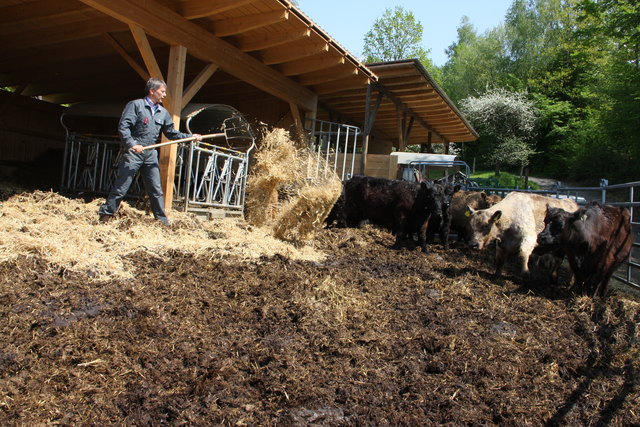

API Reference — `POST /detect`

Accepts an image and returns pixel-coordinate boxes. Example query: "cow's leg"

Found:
[440,217,452,250]
[519,236,537,275]
[420,217,431,253]
[494,245,506,276]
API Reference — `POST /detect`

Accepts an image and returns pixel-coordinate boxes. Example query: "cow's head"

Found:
[416,181,459,218]
[537,205,573,249]
[465,206,503,250]
[443,183,461,210]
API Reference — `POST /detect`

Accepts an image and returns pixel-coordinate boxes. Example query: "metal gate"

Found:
[61,134,144,196]
[306,119,361,180]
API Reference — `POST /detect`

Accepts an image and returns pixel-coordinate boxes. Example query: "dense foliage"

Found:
[362,0,639,184]
[441,0,640,184]
[460,89,537,173]
[362,7,438,76]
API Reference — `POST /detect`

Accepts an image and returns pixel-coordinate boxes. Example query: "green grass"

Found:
[469,170,541,190]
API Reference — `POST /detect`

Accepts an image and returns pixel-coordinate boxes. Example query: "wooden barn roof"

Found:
[0,0,476,144]
[319,59,478,145]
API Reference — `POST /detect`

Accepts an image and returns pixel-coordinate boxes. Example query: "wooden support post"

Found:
[289,101,304,143]
[426,131,433,153]
[159,44,187,210]
[403,116,414,149]
[361,84,372,175]
[396,109,405,151]
[444,141,450,154]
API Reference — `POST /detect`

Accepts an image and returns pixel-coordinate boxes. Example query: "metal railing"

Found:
[173,141,252,216]
[306,119,361,180]
[60,134,143,195]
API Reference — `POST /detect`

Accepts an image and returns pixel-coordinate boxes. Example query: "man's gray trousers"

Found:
[98,149,169,225]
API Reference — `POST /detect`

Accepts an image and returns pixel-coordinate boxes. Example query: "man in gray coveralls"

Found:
[98,78,201,225]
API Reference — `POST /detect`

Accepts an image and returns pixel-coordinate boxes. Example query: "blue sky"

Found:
[297,0,514,66]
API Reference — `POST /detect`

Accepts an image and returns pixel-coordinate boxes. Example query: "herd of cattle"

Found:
[326,174,633,298]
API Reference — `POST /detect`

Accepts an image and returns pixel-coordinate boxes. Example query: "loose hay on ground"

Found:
[0,188,324,280]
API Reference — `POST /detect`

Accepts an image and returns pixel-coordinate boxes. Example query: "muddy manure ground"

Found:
[1,210,640,425]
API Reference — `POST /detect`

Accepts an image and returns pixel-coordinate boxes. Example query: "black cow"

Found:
[537,201,633,297]
[334,175,458,253]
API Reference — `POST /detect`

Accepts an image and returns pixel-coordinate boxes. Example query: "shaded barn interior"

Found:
[0,0,477,202]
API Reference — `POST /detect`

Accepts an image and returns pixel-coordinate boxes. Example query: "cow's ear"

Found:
[465,206,476,217]
[480,192,487,201]
[491,210,502,223]
[453,184,461,194]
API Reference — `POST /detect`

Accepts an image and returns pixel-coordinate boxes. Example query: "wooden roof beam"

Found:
[313,76,371,95]
[78,0,317,111]
[379,76,425,86]
[373,82,447,142]
[261,39,328,65]
[177,0,254,20]
[1,17,127,49]
[129,24,164,81]
[278,53,344,76]
[182,64,218,105]
[296,66,358,86]
[235,28,311,52]
[211,10,289,37]
[103,32,149,80]
[0,0,90,25]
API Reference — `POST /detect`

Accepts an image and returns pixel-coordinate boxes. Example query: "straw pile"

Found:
[0,187,324,281]
[246,128,341,244]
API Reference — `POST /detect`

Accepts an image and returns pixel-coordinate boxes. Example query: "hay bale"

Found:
[246,128,342,244]
[245,128,298,226]
[273,179,342,243]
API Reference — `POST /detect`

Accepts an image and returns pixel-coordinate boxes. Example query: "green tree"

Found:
[441,17,514,104]
[460,88,538,174]
[362,6,435,72]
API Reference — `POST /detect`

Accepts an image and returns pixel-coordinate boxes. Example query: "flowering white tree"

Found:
[460,88,537,174]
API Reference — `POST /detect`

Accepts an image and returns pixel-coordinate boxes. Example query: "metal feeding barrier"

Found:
[174,111,255,217]
[60,103,255,218]
[306,119,361,180]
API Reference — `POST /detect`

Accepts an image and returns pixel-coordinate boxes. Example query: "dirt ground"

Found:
[1,204,639,425]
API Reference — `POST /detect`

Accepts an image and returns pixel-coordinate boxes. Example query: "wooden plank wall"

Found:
[0,91,65,164]
[322,153,397,180]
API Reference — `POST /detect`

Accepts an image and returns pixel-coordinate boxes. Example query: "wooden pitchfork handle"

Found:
[137,132,225,151]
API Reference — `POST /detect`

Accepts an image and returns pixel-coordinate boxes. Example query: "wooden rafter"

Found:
[313,76,371,95]
[278,54,344,76]
[129,24,165,79]
[296,66,358,86]
[102,32,149,81]
[178,0,254,20]
[236,28,311,52]
[3,17,126,50]
[211,10,289,37]
[182,64,218,106]
[374,82,446,142]
[262,40,328,65]
[0,0,88,25]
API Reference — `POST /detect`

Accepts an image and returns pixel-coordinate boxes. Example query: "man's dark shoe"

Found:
[99,214,113,223]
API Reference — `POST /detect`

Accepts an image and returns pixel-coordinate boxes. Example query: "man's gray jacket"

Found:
[118,98,190,149]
